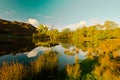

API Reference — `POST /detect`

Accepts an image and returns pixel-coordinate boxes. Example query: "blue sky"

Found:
[0,0,120,29]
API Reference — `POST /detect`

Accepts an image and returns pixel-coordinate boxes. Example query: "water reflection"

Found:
[0,36,35,55]
[0,37,88,69]
[0,42,86,69]
[54,45,86,69]
[27,47,51,57]
[26,45,86,69]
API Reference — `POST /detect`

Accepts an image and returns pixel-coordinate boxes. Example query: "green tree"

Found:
[60,28,72,39]
[48,29,58,42]
[36,24,48,34]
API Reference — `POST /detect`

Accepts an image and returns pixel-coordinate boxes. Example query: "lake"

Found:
[0,37,87,69]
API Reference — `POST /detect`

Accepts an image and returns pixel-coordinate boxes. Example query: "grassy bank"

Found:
[0,50,120,80]
[0,51,58,80]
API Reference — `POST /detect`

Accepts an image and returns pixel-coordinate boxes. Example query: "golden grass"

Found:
[0,62,28,80]
[0,51,58,80]
[66,63,81,80]
[31,51,58,75]
[94,55,120,80]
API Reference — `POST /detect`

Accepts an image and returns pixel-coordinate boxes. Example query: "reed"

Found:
[94,56,120,80]
[31,51,58,78]
[66,63,81,80]
[0,62,29,80]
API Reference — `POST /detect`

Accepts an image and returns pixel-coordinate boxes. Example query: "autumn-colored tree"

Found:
[36,24,48,34]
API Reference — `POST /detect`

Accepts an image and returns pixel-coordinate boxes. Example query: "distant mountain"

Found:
[0,19,36,36]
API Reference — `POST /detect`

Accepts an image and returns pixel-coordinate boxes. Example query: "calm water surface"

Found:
[0,37,87,69]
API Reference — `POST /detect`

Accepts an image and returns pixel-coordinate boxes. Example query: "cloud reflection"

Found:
[27,47,51,58]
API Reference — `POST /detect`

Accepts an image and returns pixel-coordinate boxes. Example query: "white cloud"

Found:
[27,47,51,58]
[64,21,87,30]
[37,14,52,19]
[45,16,52,19]
[28,18,39,27]
[64,24,77,30]
[37,14,42,17]
[89,18,102,25]
[4,11,11,15]
[79,21,87,26]
[4,10,16,15]
[10,10,16,13]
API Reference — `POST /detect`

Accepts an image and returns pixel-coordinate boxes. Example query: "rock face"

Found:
[0,19,36,36]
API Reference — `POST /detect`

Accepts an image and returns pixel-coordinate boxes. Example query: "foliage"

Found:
[58,28,73,44]
[47,29,59,42]
[36,24,48,34]
[73,21,120,40]
[1,20,120,80]
[33,24,49,38]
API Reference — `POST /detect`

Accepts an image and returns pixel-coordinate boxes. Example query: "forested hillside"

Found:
[0,19,36,36]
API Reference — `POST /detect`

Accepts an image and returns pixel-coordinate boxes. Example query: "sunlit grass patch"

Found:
[94,56,120,80]
[31,51,58,79]
[0,62,29,80]
[66,63,81,80]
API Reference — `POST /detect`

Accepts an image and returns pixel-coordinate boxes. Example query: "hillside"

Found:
[0,19,36,36]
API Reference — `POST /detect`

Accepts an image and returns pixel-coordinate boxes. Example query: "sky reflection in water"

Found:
[0,45,87,69]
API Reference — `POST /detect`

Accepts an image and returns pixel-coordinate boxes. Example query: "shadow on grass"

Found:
[80,57,98,78]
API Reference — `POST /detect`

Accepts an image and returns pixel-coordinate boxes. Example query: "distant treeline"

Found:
[33,20,120,42]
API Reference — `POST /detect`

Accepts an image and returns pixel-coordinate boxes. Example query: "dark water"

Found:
[0,37,86,69]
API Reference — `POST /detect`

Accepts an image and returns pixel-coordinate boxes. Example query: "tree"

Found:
[104,21,118,30]
[48,29,58,42]
[36,24,48,34]
[61,28,71,39]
